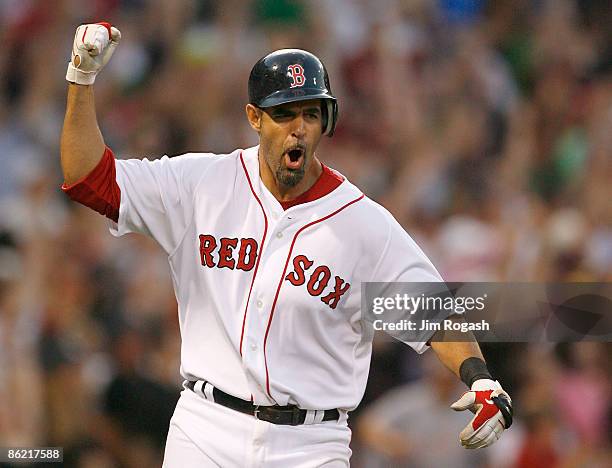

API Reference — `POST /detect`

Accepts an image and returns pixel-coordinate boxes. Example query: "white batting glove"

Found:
[451,379,513,449]
[66,22,121,85]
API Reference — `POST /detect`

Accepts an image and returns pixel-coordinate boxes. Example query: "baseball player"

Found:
[60,23,513,467]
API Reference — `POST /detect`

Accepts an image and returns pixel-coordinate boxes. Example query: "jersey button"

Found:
[250,343,257,351]
[256,300,263,308]
[276,232,283,239]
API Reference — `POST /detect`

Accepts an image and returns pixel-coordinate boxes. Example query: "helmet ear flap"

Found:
[323,99,338,137]
[321,102,329,134]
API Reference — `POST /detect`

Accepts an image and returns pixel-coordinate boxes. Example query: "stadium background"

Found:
[0,0,610,466]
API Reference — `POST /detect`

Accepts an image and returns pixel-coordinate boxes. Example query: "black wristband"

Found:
[459,357,492,388]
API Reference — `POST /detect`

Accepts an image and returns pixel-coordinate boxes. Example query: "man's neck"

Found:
[258,154,323,202]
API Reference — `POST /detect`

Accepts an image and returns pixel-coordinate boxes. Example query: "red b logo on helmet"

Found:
[287,64,306,88]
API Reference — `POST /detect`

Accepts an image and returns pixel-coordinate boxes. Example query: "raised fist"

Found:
[66,22,121,85]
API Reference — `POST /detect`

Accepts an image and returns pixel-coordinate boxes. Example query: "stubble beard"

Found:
[276,165,305,188]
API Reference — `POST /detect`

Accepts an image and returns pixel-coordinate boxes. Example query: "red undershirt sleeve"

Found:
[61,146,121,222]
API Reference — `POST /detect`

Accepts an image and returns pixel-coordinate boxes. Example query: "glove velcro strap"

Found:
[491,394,513,429]
[66,62,97,85]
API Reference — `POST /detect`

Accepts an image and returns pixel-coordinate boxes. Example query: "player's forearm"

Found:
[60,83,106,185]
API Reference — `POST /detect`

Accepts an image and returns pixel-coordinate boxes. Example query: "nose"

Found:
[291,114,306,138]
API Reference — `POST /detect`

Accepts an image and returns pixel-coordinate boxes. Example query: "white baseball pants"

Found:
[162,387,352,467]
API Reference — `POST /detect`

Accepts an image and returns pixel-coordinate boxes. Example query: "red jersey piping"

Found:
[263,193,365,399]
[238,152,269,358]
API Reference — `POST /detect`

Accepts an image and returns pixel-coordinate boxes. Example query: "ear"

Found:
[245,104,262,133]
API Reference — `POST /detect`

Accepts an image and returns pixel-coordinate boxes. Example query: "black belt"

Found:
[185,380,340,426]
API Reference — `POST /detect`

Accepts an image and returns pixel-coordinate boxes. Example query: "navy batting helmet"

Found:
[248,49,338,136]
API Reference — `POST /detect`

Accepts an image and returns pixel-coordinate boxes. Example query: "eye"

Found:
[305,110,320,120]
[271,111,294,121]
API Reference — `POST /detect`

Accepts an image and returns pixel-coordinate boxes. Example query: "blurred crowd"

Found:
[0,0,610,467]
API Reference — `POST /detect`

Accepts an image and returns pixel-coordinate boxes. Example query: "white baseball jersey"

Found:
[110,145,442,410]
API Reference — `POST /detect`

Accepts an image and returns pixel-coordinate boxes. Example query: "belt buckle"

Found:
[253,406,280,424]
[253,406,299,425]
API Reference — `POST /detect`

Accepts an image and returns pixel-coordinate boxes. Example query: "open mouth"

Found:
[284,148,305,170]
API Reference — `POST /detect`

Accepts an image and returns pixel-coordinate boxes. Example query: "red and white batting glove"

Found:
[66,22,121,85]
[451,379,513,449]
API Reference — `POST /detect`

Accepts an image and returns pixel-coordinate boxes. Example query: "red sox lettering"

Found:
[285,254,350,309]
[199,234,258,271]
[198,235,350,310]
